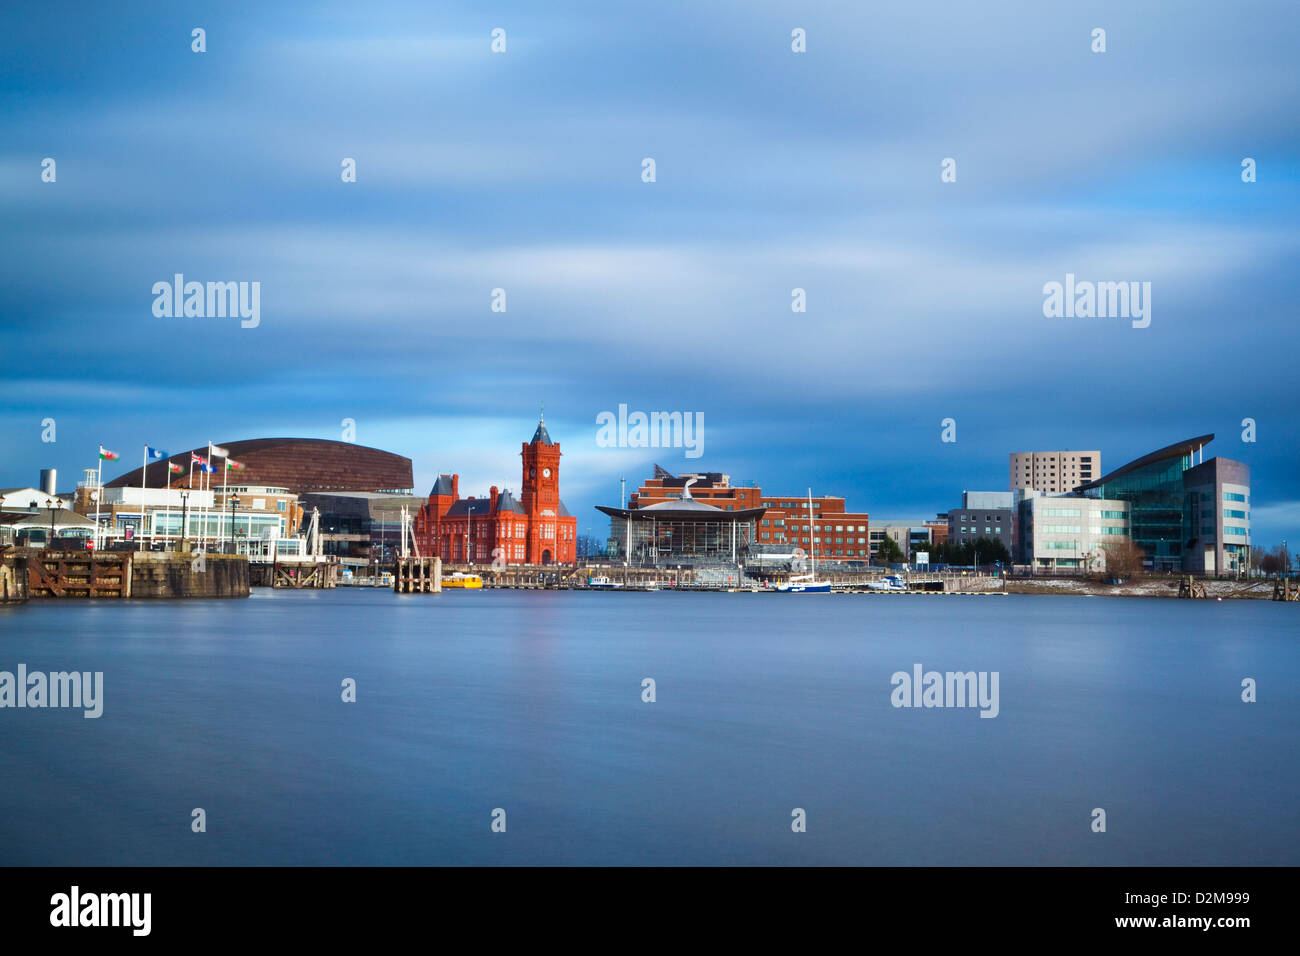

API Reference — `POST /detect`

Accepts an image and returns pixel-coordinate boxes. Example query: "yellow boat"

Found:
[442,572,483,589]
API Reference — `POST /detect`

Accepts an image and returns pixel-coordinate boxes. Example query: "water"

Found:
[1,590,1296,866]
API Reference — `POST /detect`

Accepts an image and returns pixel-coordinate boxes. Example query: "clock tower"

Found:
[522,412,564,563]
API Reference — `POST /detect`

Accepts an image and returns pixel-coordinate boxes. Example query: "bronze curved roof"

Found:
[1076,434,1214,492]
[106,438,413,495]
[596,504,766,522]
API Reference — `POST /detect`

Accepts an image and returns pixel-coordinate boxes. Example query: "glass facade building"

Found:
[1078,434,1250,574]
[1085,453,1189,571]
[597,497,764,567]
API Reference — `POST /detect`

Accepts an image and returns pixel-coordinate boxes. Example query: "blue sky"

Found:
[2,1,1298,545]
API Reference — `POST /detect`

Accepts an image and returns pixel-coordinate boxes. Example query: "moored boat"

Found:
[442,572,483,589]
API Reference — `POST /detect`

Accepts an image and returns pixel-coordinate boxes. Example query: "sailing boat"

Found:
[776,488,832,593]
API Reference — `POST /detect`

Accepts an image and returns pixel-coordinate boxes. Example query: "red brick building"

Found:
[414,417,577,565]
[629,466,871,562]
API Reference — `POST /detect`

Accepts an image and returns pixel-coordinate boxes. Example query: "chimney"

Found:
[490,485,499,511]
[452,474,459,500]
[40,469,57,495]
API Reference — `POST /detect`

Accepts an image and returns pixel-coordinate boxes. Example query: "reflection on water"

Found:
[0,590,1295,865]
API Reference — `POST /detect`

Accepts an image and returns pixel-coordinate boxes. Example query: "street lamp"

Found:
[46,498,59,548]
[228,495,241,552]
[180,491,190,549]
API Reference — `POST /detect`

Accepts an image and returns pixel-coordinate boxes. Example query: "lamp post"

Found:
[180,491,190,550]
[228,494,241,553]
[46,498,59,548]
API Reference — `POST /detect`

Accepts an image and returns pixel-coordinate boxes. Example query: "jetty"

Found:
[7,547,249,599]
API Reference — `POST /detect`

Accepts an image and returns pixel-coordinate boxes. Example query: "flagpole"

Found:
[221,444,229,547]
[140,445,147,551]
[207,441,214,548]
[95,451,102,551]
[187,454,194,546]
[165,458,173,550]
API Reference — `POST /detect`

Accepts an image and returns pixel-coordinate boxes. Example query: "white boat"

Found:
[777,574,832,593]
[867,574,908,592]
[588,575,623,589]
[776,488,832,593]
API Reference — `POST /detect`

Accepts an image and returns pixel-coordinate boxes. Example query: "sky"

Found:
[2,1,1298,546]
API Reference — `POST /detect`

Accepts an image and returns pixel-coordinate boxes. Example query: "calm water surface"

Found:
[1,589,1296,865]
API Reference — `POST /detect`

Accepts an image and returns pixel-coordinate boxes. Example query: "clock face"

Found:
[529,468,535,478]
[542,468,551,478]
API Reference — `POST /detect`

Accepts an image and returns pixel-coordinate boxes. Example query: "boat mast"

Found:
[807,487,816,579]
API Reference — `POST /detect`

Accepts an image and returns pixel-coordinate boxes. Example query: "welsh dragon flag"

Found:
[98,445,119,461]
[226,459,246,471]
[168,462,184,474]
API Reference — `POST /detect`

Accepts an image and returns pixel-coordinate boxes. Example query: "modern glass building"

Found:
[597,495,765,567]
[1077,434,1249,574]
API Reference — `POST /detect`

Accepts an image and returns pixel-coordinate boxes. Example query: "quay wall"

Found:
[130,552,249,598]
[1,550,29,604]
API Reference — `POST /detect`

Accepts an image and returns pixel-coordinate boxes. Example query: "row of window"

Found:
[765,534,870,544]
[785,524,868,532]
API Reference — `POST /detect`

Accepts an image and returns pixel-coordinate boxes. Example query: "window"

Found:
[1100,510,1125,519]
[1224,509,1246,519]
[277,501,287,512]
[1224,492,1246,502]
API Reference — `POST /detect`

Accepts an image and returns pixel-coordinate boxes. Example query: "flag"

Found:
[99,445,119,461]
[169,463,184,474]
[226,460,246,471]
[191,453,205,464]
[211,445,230,457]
[146,446,166,460]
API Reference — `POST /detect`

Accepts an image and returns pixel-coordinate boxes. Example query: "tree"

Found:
[1101,540,1145,582]
[875,535,904,563]
[1260,545,1293,576]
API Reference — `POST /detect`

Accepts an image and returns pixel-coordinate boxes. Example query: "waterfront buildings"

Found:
[1077,434,1249,573]
[1182,457,1252,575]
[626,467,871,562]
[946,491,1016,554]
[107,438,414,496]
[414,416,578,565]
[1016,491,1131,571]
[71,482,300,544]
[1010,450,1101,494]
[91,437,412,549]
[869,521,936,560]
[0,508,96,546]
[598,479,765,566]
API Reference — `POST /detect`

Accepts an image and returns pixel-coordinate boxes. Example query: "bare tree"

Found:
[1101,540,1145,582]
